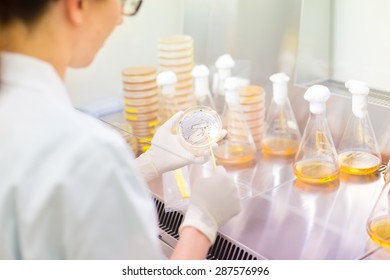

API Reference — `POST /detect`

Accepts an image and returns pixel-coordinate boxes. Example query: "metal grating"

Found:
[153,197,260,260]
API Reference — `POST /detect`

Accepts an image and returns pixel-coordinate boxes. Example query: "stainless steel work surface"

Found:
[149,153,386,260]
[99,113,388,259]
[220,171,383,259]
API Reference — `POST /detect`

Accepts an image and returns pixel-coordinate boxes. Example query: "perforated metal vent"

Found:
[153,197,261,260]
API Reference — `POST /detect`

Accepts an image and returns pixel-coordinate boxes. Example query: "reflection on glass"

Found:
[367,161,390,249]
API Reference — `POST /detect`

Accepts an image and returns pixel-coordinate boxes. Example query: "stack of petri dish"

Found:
[239,85,266,149]
[158,35,196,113]
[122,66,159,154]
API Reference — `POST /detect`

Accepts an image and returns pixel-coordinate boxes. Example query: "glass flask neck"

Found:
[309,109,326,119]
[272,83,288,105]
[160,84,175,97]
[194,78,210,98]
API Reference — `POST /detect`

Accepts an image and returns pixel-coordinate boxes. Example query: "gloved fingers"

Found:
[192,155,207,164]
[218,129,228,141]
[215,165,226,174]
[163,110,184,132]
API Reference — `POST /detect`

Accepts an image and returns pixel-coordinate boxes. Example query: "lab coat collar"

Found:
[0,52,73,107]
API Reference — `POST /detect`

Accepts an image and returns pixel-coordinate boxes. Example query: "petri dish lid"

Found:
[240,94,265,104]
[122,73,156,84]
[240,85,265,97]
[124,110,159,122]
[123,81,157,91]
[175,86,193,97]
[123,95,159,106]
[241,101,265,112]
[122,66,156,77]
[158,35,194,51]
[123,87,158,98]
[159,48,193,59]
[159,56,194,66]
[124,102,159,114]
[159,63,194,74]
[177,106,222,153]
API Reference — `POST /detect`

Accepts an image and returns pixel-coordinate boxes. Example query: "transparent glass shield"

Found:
[366,161,390,249]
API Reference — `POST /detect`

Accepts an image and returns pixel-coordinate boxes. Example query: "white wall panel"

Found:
[65,0,182,107]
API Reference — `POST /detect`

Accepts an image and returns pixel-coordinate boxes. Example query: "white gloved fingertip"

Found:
[215,165,226,173]
[219,129,228,140]
[170,110,184,124]
[180,204,218,244]
[193,155,208,164]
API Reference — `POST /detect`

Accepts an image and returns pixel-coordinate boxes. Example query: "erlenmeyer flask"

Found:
[213,54,235,115]
[293,85,339,184]
[156,71,178,125]
[338,80,381,175]
[215,77,257,166]
[366,161,390,248]
[261,73,301,156]
[192,65,216,109]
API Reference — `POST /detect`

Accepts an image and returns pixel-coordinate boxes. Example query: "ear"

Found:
[64,0,85,25]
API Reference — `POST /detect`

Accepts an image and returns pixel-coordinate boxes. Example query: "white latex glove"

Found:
[136,111,226,182]
[179,166,241,244]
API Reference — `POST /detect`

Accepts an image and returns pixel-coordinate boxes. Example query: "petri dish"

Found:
[123,95,159,106]
[129,118,160,128]
[122,66,155,77]
[123,81,157,91]
[124,102,159,114]
[159,48,193,59]
[159,56,194,66]
[239,85,265,97]
[158,35,194,51]
[177,106,222,156]
[122,73,156,84]
[243,109,266,121]
[175,71,192,81]
[240,94,265,104]
[132,130,155,138]
[241,101,265,112]
[176,78,193,89]
[175,86,193,97]
[159,64,194,74]
[123,88,158,100]
[124,110,159,122]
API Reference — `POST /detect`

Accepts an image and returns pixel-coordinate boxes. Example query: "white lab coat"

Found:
[0,52,163,259]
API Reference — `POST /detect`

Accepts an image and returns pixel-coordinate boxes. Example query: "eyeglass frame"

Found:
[122,0,143,16]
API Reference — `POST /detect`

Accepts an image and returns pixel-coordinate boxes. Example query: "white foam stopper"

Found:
[304,85,331,114]
[192,65,210,98]
[345,80,369,118]
[157,71,177,96]
[270,72,290,105]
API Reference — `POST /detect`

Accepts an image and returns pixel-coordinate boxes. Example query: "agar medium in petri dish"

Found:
[177,106,222,156]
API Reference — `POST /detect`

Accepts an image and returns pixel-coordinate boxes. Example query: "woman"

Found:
[0,0,240,259]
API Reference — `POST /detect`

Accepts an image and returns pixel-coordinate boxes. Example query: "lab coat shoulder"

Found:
[54,111,163,259]
[15,109,162,259]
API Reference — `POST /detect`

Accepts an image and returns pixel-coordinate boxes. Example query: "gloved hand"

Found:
[136,111,226,182]
[179,166,241,244]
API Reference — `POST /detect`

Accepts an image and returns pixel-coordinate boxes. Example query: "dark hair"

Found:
[0,0,56,26]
